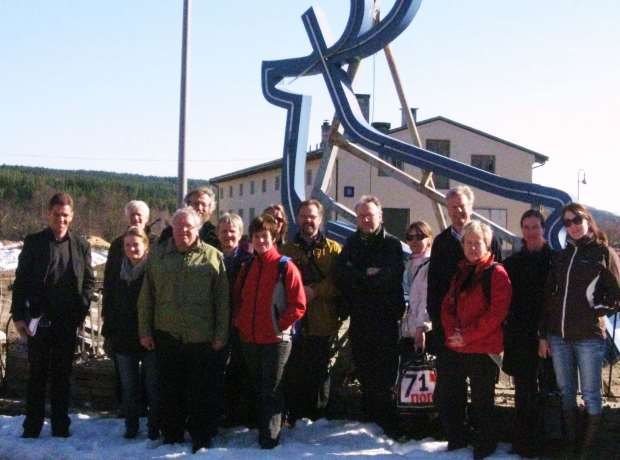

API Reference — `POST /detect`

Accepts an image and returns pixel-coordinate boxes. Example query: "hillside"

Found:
[0,164,209,242]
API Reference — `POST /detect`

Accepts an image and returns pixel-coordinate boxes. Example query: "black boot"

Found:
[124,419,139,439]
[563,408,577,446]
[578,414,601,459]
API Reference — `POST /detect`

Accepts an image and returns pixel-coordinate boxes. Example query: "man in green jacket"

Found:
[138,207,229,453]
[281,199,344,425]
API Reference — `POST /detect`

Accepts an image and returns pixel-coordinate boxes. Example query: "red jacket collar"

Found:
[458,252,495,275]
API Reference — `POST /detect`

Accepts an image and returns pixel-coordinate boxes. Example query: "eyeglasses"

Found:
[563,215,584,228]
[405,233,427,242]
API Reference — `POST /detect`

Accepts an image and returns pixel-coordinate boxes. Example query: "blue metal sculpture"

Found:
[262,0,571,249]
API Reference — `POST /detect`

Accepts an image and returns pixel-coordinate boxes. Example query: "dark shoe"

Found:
[124,425,139,439]
[511,443,539,458]
[192,438,212,454]
[447,439,468,451]
[52,427,71,438]
[147,427,160,441]
[21,429,40,439]
[259,437,279,449]
[473,442,497,460]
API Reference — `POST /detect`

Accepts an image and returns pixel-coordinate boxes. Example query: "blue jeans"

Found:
[116,351,160,431]
[547,335,606,415]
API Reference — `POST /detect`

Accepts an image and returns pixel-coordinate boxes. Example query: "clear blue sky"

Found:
[1,1,618,213]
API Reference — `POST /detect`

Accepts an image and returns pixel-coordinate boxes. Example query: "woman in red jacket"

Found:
[234,213,306,449]
[441,221,512,459]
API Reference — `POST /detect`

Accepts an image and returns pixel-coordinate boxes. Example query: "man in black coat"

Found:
[12,192,95,438]
[335,195,405,438]
[426,185,502,450]
[159,187,219,248]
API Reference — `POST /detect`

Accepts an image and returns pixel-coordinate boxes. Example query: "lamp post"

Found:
[177,0,191,208]
[577,169,587,202]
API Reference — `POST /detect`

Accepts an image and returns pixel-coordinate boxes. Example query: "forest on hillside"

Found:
[0,165,210,242]
[1,164,619,247]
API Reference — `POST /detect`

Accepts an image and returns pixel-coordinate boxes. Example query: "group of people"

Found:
[10,185,620,459]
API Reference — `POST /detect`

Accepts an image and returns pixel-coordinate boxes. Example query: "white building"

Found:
[210,114,548,239]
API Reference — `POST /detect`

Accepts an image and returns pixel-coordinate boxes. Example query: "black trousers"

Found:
[240,340,291,446]
[439,349,498,448]
[24,322,77,434]
[223,329,255,427]
[285,335,334,423]
[350,323,399,432]
[154,331,226,444]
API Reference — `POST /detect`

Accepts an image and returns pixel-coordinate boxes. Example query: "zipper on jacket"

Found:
[561,245,578,338]
[251,259,263,342]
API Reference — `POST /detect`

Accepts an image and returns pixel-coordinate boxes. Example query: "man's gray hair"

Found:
[217,212,244,235]
[354,195,382,213]
[462,220,493,249]
[446,185,474,205]
[172,207,202,229]
[124,200,150,220]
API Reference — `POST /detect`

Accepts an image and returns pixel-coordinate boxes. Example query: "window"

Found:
[425,139,450,189]
[475,208,507,229]
[229,185,233,198]
[274,175,280,191]
[249,207,256,220]
[262,178,267,193]
[378,153,404,176]
[218,187,223,200]
[306,169,313,186]
[239,183,244,196]
[250,180,255,195]
[238,209,244,218]
[471,155,496,174]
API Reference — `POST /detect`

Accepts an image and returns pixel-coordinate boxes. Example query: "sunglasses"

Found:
[405,233,427,242]
[563,215,585,228]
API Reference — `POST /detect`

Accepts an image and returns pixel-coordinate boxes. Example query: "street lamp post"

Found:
[177,0,191,208]
[577,169,587,202]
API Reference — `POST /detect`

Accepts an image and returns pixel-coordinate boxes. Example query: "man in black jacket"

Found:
[12,192,95,438]
[335,195,404,438]
[426,185,502,450]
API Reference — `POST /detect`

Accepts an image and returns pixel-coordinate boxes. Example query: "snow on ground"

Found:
[0,414,519,460]
[0,244,108,272]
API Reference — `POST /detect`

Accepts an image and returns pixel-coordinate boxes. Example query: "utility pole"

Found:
[177,0,191,208]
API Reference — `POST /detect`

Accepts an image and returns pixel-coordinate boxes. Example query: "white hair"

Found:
[217,212,244,235]
[172,207,201,229]
[462,220,493,249]
[124,200,150,220]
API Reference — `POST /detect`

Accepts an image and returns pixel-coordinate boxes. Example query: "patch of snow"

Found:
[0,414,520,459]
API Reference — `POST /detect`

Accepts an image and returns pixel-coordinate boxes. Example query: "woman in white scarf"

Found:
[401,221,433,352]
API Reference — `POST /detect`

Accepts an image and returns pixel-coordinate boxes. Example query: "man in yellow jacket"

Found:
[281,199,344,425]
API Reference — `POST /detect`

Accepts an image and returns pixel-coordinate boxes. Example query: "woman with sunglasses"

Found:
[263,204,289,249]
[401,221,433,353]
[539,203,620,455]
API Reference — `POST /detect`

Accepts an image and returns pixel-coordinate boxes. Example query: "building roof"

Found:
[395,116,549,164]
[210,150,322,183]
[210,116,548,184]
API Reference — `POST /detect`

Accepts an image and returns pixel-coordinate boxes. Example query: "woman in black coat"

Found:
[102,226,160,440]
[503,209,553,458]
